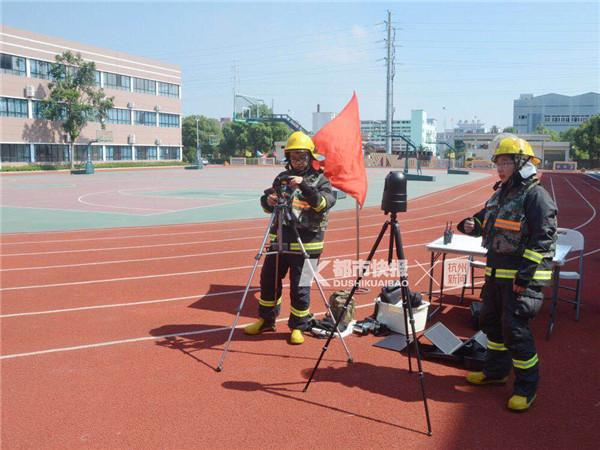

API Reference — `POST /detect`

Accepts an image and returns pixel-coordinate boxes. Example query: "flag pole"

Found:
[355,199,369,294]
[356,200,360,263]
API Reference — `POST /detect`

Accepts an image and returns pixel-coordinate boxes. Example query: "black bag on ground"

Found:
[379,285,423,307]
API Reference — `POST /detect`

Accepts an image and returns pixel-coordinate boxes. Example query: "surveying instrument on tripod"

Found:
[216,132,352,371]
[303,171,432,436]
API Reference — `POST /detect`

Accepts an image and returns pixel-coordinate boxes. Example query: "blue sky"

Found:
[2,1,598,131]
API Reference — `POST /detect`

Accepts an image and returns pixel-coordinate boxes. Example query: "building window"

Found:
[571,115,590,123]
[32,101,44,119]
[134,77,156,94]
[95,70,101,86]
[159,113,180,128]
[1,144,30,162]
[1,54,26,76]
[104,72,131,91]
[134,110,156,126]
[518,114,527,120]
[158,82,179,97]
[160,146,179,160]
[106,145,133,161]
[107,108,131,125]
[0,97,28,118]
[32,101,68,120]
[34,144,69,163]
[74,144,103,162]
[30,59,54,80]
[136,146,158,160]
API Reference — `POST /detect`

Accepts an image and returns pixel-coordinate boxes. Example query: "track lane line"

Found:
[1,195,488,257]
[0,237,454,291]
[0,255,469,317]
[1,176,492,244]
[0,283,477,360]
[564,176,597,230]
[0,222,464,271]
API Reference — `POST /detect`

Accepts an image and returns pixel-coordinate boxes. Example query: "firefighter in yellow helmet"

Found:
[244,131,335,345]
[457,134,557,411]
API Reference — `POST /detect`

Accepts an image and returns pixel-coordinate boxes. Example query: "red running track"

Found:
[1,173,599,449]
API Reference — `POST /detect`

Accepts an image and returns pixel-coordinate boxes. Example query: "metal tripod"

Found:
[303,211,432,436]
[216,196,353,372]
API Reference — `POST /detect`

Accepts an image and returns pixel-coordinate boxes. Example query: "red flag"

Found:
[313,92,368,207]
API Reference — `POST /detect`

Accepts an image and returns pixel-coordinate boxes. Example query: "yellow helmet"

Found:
[284,131,325,161]
[491,134,541,166]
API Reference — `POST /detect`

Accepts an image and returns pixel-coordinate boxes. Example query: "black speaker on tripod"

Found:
[304,171,432,436]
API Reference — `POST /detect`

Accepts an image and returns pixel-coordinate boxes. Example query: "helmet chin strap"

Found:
[290,164,310,176]
[285,160,311,175]
[518,159,537,179]
[506,156,535,187]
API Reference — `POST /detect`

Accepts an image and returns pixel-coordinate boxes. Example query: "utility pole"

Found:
[385,10,395,155]
[232,63,238,120]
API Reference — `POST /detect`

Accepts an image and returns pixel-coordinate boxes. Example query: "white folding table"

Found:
[425,234,571,330]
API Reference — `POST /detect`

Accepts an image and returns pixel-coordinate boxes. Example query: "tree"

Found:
[218,119,291,158]
[559,127,577,143]
[249,104,272,118]
[534,124,560,141]
[454,139,466,153]
[247,122,272,156]
[572,115,600,165]
[182,115,222,162]
[219,121,249,157]
[269,122,291,144]
[502,126,518,133]
[42,51,113,169]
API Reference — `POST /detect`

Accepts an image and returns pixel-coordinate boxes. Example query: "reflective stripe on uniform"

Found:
[494,218,521,231]
[292,199,311,209]
[523,249,543,264]
[485,266,552,281]
[289,241,324,251]
[312,196,327,212]
[513,354,539,369]
[290,306,311,317]
[533,270,552,280]
[259,297,282,308]
[474,217,482,227]
[269,233,277,241]
[487,340,508,351]
[496,268,517,278]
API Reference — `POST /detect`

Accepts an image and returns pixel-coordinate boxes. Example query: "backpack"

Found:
[310,290,356,337]
[328,290,356,330]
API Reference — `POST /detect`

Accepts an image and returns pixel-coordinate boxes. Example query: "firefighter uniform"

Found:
[244,131,335,344]
[258,166,336,331]
[458,134,557,410]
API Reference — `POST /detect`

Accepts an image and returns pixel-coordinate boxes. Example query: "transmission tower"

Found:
[384,10,397,155]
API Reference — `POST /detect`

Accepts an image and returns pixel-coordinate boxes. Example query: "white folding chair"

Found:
[459,256,486,304]
[556,227,585,321]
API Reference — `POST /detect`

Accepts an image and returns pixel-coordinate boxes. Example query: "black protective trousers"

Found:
[479,277,544,399]
[258,252,317,331]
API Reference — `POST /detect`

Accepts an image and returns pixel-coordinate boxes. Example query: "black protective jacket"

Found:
[458,174,557,288]
[261,166,336,255]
